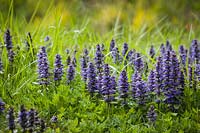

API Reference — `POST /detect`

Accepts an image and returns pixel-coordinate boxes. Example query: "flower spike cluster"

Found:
[37,46,50,85]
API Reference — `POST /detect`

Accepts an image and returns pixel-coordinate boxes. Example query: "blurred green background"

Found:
[0,0,200,34]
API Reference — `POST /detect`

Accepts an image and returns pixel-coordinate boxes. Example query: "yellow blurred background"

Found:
[0,0,200,33]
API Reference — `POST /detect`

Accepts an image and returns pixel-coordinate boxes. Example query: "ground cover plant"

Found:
[0,1,200,133]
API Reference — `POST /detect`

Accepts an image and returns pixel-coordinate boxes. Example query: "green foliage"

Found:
[0,1,200,133]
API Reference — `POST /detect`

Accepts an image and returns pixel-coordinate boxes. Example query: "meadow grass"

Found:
[0,2,200,132]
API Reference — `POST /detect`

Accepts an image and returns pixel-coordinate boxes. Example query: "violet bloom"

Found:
[111,76,117,92]
[34,111,40,126]
[148,70,156,93]
[101,44,105,51]
[134,53,144,72]
[149,45,155,59]
[170,51,181,88]
[87,62,98,95]
[4,29,15,63]
[166,40,172,51]
[7,107,15,131]
[101,64,116,103]
[135,74,148,105]
[118,70,129,104]
[110,39,115,52]
[8,49,15,63]
[147,105,157,123]
[4,29,13,51]
[94,44,104,74]
[65,49,70,54]
[37,46,50,85]
[160,43,165,56]
[18,105,28,132]
[0,100,5,113]
[190,40,199,63]
[163,51,183,109]
[97,75,103,93]
[126,49,135,62]
[162,50,171,92]
[51,116,58,123]
[155,56,163,96]
[131,71,140,99]
[67,63,75,83]
[179,45,188,75]
[179,45,187,66]
[179,70,185,90]
[80,56,88,82]
[83,48,89,61]
[122,43,129,57]
[27,109,35,132]
[54,54,63,83]
[196,64,200,81]
[112,47,123,64]
[80,49,89,82]
[188,64,194,89]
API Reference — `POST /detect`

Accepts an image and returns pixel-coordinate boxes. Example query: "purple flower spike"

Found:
[134,53,144,72]
[160,44,165,56]
[196,64,200,81]
[149,45,155,59]
[170,51,181,88]
[101,64,116,103]
[7,107,15,131]
[87,62,98,95]
[54,54,63,83]
[110,39,115,52]
[179,45,187,66]
[4,29,15,63]
[67,64,75,83]
[118,70,129,104]
[27,109,35,132]
[122,43,129,57]
[4,29,13,51]
[80,56,88,82]
[80,49,89,82]
[162,50,183,109]
[111,47,123,64]
[166,40,172,51]
[8,49,15,63]
[189,40,199,64]
[18,105,28,132]
[155,56,164,96]
[94,44,104,74]
[83,48,89,57]
[162,50,171,91]
[126,49,135,61]
[97,74,103,93]
[179,70,185,89]
[37,46,50,85]
[0,100,5,113]
[147,105,157,123]
[51,116,58,123]
[135,74,148,105]
[148,70,156,92]
[131,71,140,99]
